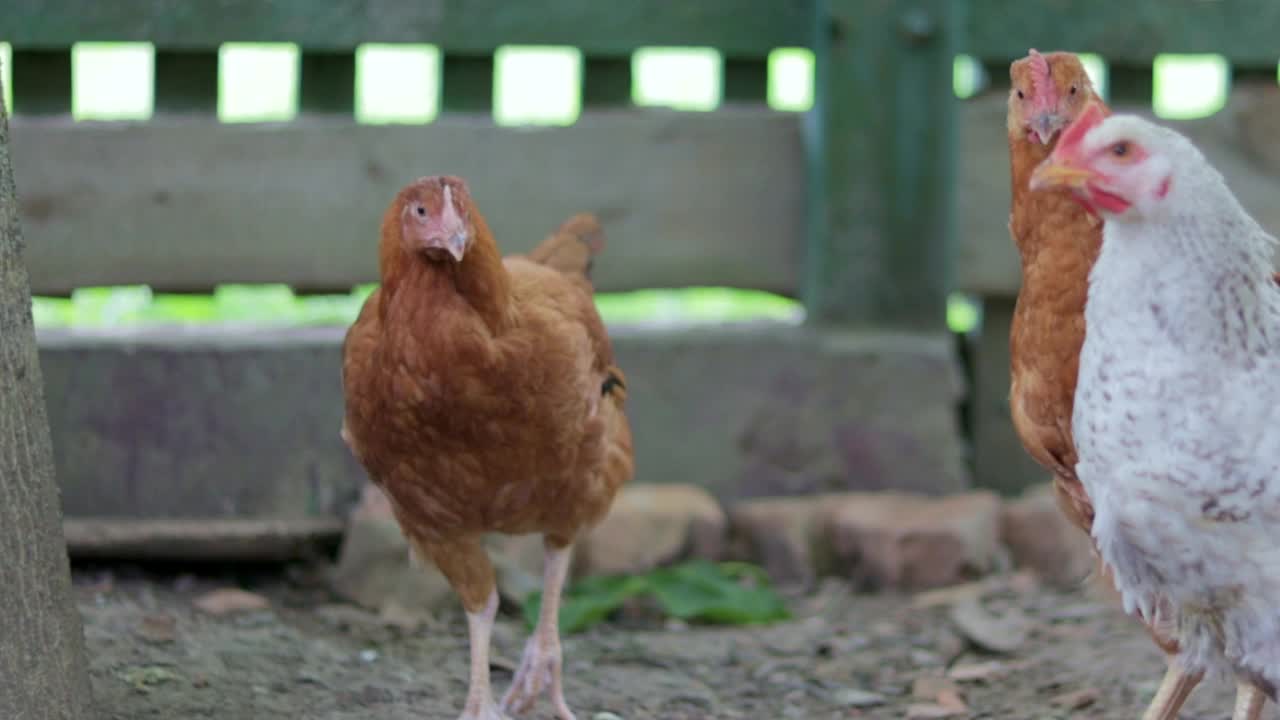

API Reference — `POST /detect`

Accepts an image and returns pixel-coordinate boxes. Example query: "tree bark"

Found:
[0,75,95,718]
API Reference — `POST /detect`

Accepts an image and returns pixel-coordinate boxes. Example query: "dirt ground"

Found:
[75,563,1257,720]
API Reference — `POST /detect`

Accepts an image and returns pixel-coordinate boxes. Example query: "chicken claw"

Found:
[501,545,575,720]
[1233,681,1267,720]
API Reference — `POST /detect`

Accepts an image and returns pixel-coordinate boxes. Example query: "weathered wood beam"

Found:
[1,0,813,55]
[39,323,967,520]
[10,111,804,295]
[962,0,1280,65]
[806,0,958,330]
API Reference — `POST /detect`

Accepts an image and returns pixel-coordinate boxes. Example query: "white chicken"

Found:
[1030,102,1280,720]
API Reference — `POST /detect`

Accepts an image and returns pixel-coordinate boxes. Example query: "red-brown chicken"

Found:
[341,177,633,720]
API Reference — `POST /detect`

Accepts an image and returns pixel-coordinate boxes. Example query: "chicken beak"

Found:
[1029,157,1095,192]
[427,232,468,262]
[1029,112,1063,145]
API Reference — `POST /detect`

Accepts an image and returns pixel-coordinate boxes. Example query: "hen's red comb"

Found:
[1027,48,1055,112]
[1056,100,1106,157]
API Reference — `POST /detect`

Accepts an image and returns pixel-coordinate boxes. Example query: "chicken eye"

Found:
[1111,142,1130,157]
[415,205,427,217]
[1016,89,1025,99]
[1070,85,1078,95]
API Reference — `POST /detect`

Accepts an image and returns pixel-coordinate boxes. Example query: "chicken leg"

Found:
[457,589,507,720]
[501,542,575,720]
[1141,661,1202,720]
[1232,681,1267,720]
[415,537,509,720]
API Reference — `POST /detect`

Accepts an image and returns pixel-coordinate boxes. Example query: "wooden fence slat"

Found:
[12,50,71,116]
[722,57,769,105]
[1,1,813,55]
[11,111,803,295]
[806,0,958,330]
[582,57,632,108]
[299,52,356,115]
[1106,64,1153,105]
[441,54,493,113]
[962,0,1280,65]
[154,50,218,114]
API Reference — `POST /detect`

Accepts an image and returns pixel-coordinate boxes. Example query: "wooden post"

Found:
[805,0,959,330]
[0,72,95,719]
[582,57,633,108]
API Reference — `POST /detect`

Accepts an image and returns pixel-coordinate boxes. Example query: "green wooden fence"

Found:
[1,0,1278,548]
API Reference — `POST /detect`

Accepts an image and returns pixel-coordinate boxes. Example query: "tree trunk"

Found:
[0,77,95,718]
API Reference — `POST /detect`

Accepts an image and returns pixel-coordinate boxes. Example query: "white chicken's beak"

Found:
[1029,157,1095,192]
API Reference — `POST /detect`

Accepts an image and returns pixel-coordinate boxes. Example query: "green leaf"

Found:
[523,573,648,634]
[522,560,789,635]
[646,560,790,626]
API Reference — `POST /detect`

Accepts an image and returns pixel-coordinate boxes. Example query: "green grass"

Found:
[0,43,1252,334]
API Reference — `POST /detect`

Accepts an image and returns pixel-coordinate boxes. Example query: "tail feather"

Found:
[526,212,606,281]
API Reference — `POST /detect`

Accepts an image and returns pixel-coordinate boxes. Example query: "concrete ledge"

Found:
[38,321,967,524]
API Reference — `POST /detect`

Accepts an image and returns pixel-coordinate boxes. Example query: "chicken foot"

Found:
[1141,661,1202,720]
[1232,681,1267,720]
[501,542,575,720]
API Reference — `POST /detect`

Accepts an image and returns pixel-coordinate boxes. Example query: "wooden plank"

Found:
[1,1,812,55]
[582,57,633,108]
[963,0,1280,65]
[10,110,803,294]
[153,50,218,113]
[441,55,493,113]
[958,85,1280,296]
[722,57,769,105]
[807,0,958,330]
[38,323,967,520]
[1107,64,1154,105]
[11,50,71,116]
[299,52,356,115]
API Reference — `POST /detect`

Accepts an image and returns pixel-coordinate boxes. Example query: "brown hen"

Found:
[341,177,633,720]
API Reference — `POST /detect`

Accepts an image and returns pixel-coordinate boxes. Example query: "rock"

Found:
[192,588,269,616]
[825,491,1003,591]
[906,703,964,719]
[911,674,960,701]
[999,482,1096,587]
[135,613,177,644]
[948,599,1029,654]
[832,688,885,708]
[947,660,1009,682]
[329,483,455,621]
[1050,687,1100,710]
[575,484,726,576]
[727,495,833,586]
